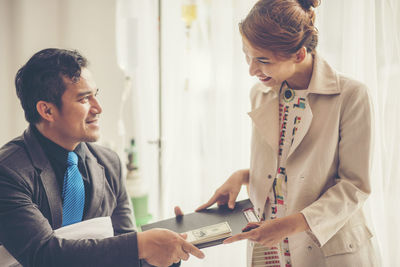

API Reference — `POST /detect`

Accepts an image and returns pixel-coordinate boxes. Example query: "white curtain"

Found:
[317,1,400,266]
[123,0,399,266]
[115,0,162,219]
[160,0,256,265]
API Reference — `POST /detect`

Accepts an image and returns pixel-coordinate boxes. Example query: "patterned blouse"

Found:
[251,82,309,267]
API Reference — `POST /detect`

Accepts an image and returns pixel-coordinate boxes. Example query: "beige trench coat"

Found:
[246,54,377,267]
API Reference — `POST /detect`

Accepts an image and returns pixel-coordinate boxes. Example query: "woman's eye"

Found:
[258,60,270,64]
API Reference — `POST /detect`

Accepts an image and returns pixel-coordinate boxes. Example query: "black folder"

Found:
[140,199,256,249]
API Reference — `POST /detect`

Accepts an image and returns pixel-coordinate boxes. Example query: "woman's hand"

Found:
[174,206,184,217]
[196,169,249,211]
[223,213,310,247]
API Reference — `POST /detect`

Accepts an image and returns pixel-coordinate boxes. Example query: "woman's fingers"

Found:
[174,206,184,217]
[195,193,219,211]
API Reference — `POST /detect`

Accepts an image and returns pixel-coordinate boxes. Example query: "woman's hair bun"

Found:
[297,0,321,10]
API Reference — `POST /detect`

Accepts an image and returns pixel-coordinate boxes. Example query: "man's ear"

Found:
[294,47,307,63]
[36,101,56,122]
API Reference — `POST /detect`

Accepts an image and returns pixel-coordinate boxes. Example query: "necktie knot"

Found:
[67,151,78,166]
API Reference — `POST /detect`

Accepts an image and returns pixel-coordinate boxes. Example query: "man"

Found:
[0,48,204,267]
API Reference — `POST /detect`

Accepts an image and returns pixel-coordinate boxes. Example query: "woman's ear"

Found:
[36,101,56,122]
[294,47,307,63]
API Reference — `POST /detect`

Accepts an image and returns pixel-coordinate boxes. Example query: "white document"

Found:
[0,216,114,267]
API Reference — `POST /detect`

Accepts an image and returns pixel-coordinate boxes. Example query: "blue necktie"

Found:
[62,151,85,226]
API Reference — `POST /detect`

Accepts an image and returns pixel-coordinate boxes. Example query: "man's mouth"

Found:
[86,119,98,124]
[86,114,100,124]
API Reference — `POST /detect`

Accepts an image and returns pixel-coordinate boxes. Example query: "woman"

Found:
[196,0,377,266]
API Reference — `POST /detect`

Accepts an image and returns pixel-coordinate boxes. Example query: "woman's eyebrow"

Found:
[256,57,270,60]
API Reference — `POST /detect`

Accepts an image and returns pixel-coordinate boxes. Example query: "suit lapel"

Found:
[40,167,63,228]
[83,144,106,219]
[23,127,63,228]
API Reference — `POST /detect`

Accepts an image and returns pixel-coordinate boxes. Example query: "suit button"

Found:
[307,246,312,251]
[267,174,272,179]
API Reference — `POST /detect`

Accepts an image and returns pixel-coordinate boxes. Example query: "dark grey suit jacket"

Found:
[0,126,140,267]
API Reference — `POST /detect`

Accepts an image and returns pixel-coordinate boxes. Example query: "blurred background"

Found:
[0,0,399,266]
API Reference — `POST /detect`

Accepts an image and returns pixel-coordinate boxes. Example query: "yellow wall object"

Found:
[182,3,197,28]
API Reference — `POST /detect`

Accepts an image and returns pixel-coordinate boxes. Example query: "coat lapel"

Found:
[248,90,280,157]
[287,54,340,158]
[83,144,106,219]
[23,126,63,228]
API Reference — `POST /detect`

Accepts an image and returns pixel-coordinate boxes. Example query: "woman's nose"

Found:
[248,60,258,76]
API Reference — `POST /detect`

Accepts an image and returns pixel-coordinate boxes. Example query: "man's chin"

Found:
[83,133,100,143]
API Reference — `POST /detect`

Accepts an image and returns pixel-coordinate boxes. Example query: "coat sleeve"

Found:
[0,164,140,267]
[300,82,372,247]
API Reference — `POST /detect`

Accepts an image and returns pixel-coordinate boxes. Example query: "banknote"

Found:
[184,221,232,245]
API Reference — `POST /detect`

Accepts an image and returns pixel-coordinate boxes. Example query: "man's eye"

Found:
[80,96,90,102]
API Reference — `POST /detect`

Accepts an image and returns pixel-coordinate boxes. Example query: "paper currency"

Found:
[184,222,232,245]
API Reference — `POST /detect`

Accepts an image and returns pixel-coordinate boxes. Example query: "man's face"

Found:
[51,68,102,149]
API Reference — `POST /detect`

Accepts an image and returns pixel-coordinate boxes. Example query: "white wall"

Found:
[0,0,127,152]
[0,0,161,224]
[0,0,24,144]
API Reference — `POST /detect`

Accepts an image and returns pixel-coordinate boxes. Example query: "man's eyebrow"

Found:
[76,89,97,98]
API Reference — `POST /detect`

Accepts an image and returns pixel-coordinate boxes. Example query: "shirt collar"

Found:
[307,52,341,95]
[32,125,86,166]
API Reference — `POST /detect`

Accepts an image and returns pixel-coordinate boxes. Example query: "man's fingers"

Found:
[195,194,218,211]
[174,206,184,217]
[180,233,188,239]
[223,232,250,244]
[181,253,190,261]
[178,248,190,261]
[182,242,205,259]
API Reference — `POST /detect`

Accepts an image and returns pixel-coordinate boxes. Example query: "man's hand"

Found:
[137,228,205,267]
[196,169,249,211]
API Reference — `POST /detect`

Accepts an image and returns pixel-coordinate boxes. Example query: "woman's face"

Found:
[242,37,297,88]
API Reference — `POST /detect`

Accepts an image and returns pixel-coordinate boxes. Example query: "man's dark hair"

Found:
[15,48,88,124]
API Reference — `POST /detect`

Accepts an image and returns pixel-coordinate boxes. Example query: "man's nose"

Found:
[90,97,102,114]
